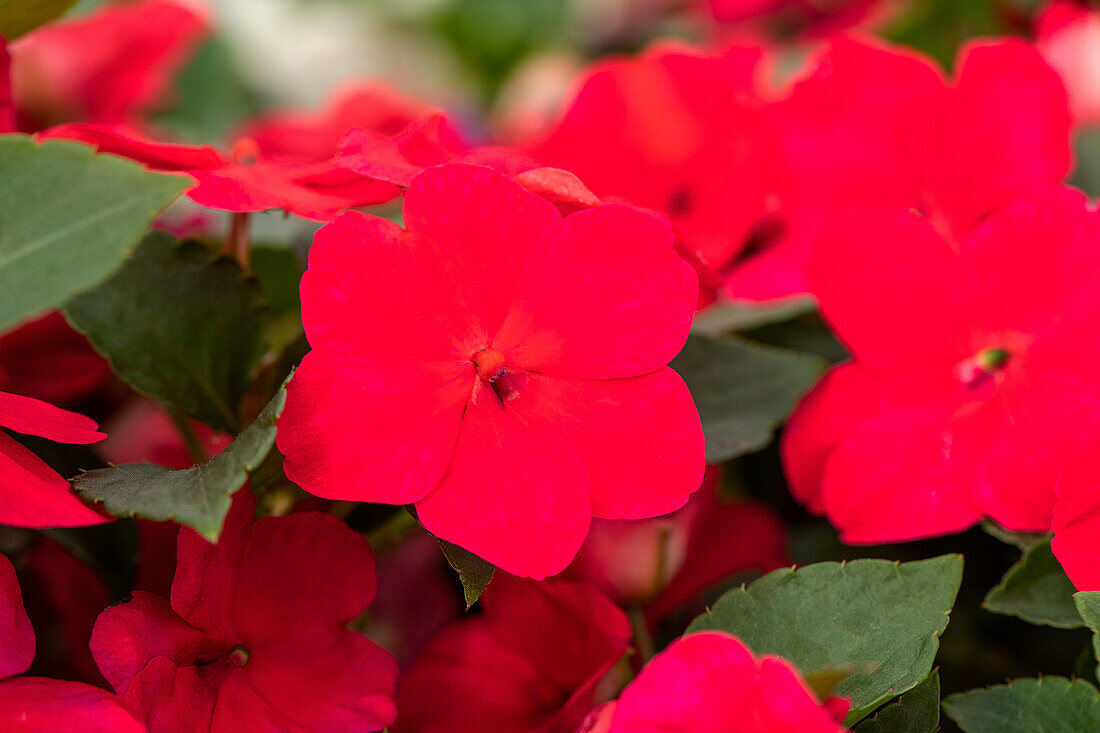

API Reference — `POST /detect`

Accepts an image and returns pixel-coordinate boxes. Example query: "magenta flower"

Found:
[578,631,847,732]
[90,491,399,732]
[277,163,703,578]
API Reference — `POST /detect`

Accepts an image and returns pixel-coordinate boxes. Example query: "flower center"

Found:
[955,347,1010,389]
[228,644,250,667]
[472,348,507,383]
[231,137,260,166]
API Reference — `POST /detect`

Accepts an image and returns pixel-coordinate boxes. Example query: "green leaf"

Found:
[1074,592,1100,679]
[855,671,940,733]
[438,539,494,609]
[670,335,824,462]
[942,677,1100,733]
[983,538,1082,629]
[981,519,1048,551]
[691,297,816,335]
[686,555,963,725]
[0,136,186,332]
[72,383,289,542]
[64,232,271,433]
[0,0,77,39]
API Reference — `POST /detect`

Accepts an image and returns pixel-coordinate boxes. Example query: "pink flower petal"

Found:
[0,390,103,443]
[1052,437,1100,590]
[300,210,487,360]
[0,676,144,732]
[402,164,562,340]
[0,554,34,681]
[495,205,697,380]
[90,592,217,695]
[920,39,1072,232]
[0,431,108,528]
[808,206,971,369]
[508,370,703,519]
[415,393,591,579]
[278,348,470,505]
[819,369,988,543]
[605,632,843,732]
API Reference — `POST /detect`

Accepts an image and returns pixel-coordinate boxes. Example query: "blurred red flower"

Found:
[774,35,1072,290]
[277,163,703,578]
[578,631,847,732]
[564,466,787,624]
[0,313,111,406]
[783,185,1100,542]
[39,81,433,220]
[394,575,631,733]
[10,0,208,129]
[529,43,781,303]
[0,554,143,731]
[90,490,398,732]
[1037,0,1100,127]
[18,537,111,686]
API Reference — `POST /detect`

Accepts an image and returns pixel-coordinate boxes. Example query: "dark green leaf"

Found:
[686,555,963,725]
[670,335,824,462]
[1074,592,1100,679]
[0,136,186,332]
[943,677,1100,733]
[855,671,940,733]
[983,538,1082,629]
[691,297,816,335]
[0,0,76,39]
[250,246,302,315]
[72,383,288,542]
[982,519,1048,551]
[65,232,271,433]
[438,539,494,609]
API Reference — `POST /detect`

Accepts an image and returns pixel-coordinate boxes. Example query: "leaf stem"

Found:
[166,407,209,466]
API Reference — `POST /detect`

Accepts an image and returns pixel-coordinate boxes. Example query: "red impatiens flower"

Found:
[39,121,395,221]
[0,553,144,731]
[237,82,428,165]
[578,631,848,732]
[334,110,604,215]
[39,81,432,220]
[564,466,787,624]
[90,490,399,732]
[10,0,208,129]
[528,43,781,302]
[277,163,703,578]
[1051,437,1100,590]
[774,35,1072,284]
[1037,0,1100,127]
[18,537,111,685]
[0,389,107,528]
[394,574,631,733]
[783,185,1100,543]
